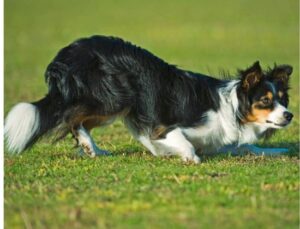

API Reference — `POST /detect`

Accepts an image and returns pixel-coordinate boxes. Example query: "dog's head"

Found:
[237,61,293,129]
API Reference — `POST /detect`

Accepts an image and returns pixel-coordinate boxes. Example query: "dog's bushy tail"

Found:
[4,95,63,154]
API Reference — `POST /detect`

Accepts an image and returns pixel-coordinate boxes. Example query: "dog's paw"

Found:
[192,155,201,164]
[182,154,201,164]
[78,148,111,157]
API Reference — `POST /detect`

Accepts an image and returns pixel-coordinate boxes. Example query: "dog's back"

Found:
[45,35,217,135]
[4,36,189,152]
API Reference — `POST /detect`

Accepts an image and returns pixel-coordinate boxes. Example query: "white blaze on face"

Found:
[266,102,289,128]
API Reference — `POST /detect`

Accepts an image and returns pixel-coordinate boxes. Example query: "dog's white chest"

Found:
[182,124,231,151]
[181,111,242,152]
[182,112,262,152]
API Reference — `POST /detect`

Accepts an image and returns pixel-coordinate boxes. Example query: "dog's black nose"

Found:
[283,111,293,121]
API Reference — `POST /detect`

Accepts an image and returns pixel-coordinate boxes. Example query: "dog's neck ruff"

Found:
[182,80,268,151]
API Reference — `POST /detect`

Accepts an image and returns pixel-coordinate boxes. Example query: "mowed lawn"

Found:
[4,0,299,228]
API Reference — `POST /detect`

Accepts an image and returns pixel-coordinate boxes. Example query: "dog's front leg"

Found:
[153,128,201,163]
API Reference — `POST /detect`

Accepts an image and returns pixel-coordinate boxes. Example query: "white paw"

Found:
[193,155,201,164]
[182,154,201,164]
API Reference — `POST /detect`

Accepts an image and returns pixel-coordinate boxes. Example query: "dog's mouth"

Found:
[266,120,289,127]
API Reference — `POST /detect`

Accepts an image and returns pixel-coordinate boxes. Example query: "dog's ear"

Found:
[269,64,292,88]
[240,61,263,91]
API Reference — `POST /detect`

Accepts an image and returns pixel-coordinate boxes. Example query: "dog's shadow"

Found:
[54,138,299,161]
[198,141,299,161]
[95,141,299,163]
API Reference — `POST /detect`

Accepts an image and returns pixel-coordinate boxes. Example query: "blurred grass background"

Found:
[4,0,299,228]
[5,0,299,109]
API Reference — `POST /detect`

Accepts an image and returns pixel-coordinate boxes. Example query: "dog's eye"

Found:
[261,97,271,105]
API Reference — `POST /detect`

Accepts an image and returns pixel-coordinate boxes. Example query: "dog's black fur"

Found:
[38,36,223,142]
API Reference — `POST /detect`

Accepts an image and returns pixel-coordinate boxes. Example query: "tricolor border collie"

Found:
[4,35,293,163]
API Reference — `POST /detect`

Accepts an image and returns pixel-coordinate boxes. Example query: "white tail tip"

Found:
[4,103,40,153]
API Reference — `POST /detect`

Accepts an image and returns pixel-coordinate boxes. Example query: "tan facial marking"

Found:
[254,91,273,107]
[278,91,284,98]
[266,91,273,100]
[244,103,272,123]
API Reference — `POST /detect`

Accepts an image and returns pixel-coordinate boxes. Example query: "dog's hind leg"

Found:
[73,125,110,157]
[64,106,117,157]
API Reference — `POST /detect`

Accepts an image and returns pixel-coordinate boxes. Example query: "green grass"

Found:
[4,0,299,228]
